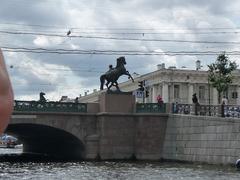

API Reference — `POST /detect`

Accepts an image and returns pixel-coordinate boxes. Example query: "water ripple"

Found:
[1,161,239,180]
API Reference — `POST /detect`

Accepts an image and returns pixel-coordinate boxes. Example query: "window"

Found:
[199,86,205,100]
[232,92,238,99]
[174,85,180,99]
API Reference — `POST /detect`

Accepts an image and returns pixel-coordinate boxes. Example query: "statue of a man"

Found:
[39,92,46,102]
[105,64,114,75]
[108,64,113,71]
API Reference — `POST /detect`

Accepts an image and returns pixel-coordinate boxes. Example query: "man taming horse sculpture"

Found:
[0,48,14,134]
[100,56,134,91]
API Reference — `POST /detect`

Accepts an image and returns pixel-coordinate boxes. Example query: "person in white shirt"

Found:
[222,96,228,105]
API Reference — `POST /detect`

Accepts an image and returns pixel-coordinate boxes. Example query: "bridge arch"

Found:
[6,123,85,160]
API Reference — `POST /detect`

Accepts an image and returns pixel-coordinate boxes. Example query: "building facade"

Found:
[79,66,240,105]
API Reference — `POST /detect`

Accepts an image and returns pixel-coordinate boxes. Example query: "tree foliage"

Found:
[208,53,238,103]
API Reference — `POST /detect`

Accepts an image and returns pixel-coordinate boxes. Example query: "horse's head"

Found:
[40,92,45,96]
[117,56,126,65]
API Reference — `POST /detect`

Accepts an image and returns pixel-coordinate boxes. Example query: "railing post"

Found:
[165,103,172,114]
[221,104,225,117]
[217,104,223,117]
[191,104,196,115]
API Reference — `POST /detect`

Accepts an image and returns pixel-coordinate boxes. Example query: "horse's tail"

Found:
[100,74,105,90]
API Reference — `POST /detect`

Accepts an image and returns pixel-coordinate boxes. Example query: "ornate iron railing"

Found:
[136,103,166,113]
[14,100,87,113]
[172,103,223,117]
[199,105,219,116]
[224,105,240,118]
[172,103,219,116]
[172,103,192,115]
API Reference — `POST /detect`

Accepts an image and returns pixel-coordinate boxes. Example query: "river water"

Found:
[0,148,240,180]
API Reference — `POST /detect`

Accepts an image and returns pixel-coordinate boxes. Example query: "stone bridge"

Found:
[8,112,97,160]
[6,92,168,160]
[6,92,240,165]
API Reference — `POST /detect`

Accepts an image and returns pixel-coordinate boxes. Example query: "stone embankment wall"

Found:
[162,114,240,165]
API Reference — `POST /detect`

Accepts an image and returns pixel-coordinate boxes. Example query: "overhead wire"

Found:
[1,23,240,56]
[3,10,240,97]
[2,27,240,35]
[1,30,240,44]
[2,46,240,56]
[1,21,240,31]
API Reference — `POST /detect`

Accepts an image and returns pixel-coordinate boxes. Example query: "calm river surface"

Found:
[0,148,240,180]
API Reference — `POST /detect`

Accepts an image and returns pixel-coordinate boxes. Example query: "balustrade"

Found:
[136,103,166,113]
[13,100,240,118]
[14,100,87,113]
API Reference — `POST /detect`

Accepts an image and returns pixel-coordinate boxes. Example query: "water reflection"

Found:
[0,148,240,180]
[0,160,239,180]
[0,147,22,154]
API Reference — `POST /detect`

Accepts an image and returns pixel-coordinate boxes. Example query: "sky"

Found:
[1,0,240,101]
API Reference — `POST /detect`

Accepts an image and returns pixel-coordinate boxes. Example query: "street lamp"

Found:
[208,77,211,116]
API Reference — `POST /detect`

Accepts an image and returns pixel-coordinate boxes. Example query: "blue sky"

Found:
[1,0,240,100]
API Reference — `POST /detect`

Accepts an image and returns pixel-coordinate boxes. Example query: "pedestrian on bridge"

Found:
[192,93,199,115]
[0,49,14,134]
[157,95,164,108]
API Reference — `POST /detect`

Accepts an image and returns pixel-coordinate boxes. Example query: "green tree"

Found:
[208,53,238,104]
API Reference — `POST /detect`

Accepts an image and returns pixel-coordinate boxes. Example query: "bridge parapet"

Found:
[14,100,87,113]
[136,103,167,113]
[171,103,240,118]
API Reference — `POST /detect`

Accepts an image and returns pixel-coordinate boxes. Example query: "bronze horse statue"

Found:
[100,57,134,90]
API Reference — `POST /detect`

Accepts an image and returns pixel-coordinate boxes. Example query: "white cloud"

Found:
[33,36,50,47]
[1,0,240,99]
[33,36,65,47]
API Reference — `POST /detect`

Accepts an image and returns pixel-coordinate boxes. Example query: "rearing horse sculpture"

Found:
[100,57,134,90]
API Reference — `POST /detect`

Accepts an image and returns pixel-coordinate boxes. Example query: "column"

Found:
[162,82,169,103]
[237,86,240,105]
[188,84,194,104]
[212,88,218,105]
[152,85,158,103]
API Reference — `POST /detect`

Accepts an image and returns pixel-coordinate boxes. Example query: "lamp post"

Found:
[208,77,211,116]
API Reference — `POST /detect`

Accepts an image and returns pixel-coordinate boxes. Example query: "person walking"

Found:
[192,93,199,115]
[157,95,163,106]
